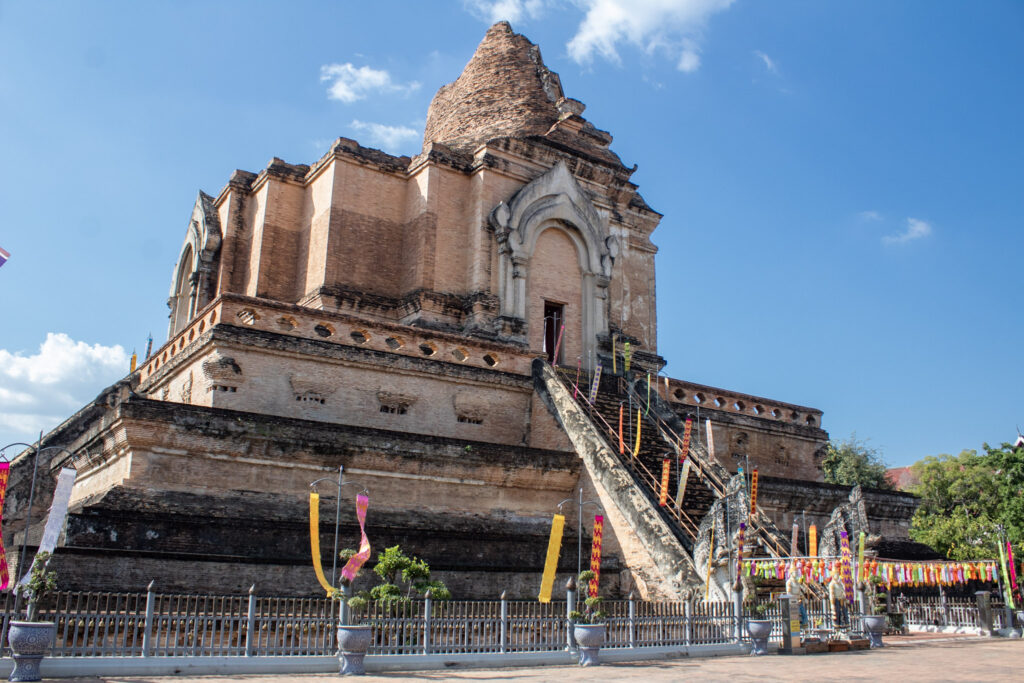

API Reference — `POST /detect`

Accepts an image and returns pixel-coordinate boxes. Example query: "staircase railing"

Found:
[550,367,704,545]
[618,375,830,600]
[619,376,794,559]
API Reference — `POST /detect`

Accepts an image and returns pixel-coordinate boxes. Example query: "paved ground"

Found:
[49,637,1022,682]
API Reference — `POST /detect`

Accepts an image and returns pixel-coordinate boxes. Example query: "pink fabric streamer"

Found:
[1008,541,1019,592]
[341,494,371,582]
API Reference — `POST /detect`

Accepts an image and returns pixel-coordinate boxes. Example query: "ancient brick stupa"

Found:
[5,22,921,599]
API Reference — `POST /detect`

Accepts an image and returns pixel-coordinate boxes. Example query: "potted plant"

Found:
[8,551,58,682]
[569,570,606,666]
[336,589,372,676]
[745,601,773,656]
[860,604,886,649]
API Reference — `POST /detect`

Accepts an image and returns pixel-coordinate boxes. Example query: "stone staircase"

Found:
[555,367,717,551]
[536,359,828,601]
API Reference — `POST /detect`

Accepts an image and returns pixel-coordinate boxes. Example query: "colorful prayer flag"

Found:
[539,514,565,603]
[679,418,692,462]
[0,462,10,589]
[588,360,603,405]
[749,468,759,516]
[0,246,9,268]
[589,515,604,597]
[340,494,371,582]
[659,458,671,506]
[839,531,855,604]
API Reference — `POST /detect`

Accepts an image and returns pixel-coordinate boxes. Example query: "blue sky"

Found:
[1,1,1021,467]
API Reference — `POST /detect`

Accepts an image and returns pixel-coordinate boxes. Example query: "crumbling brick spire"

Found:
[423,21,566,153]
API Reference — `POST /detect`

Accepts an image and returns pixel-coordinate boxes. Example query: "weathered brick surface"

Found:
[2,22,882,602]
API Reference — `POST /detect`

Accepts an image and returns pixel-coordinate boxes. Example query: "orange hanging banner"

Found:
[749,468,759,516]
[589,515,604,597]
[809,524,818,557]
[679,417,693,463]
[659,458,671,506]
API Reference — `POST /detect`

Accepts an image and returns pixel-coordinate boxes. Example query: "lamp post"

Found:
[309,465,368,590]
[557,488,605,581]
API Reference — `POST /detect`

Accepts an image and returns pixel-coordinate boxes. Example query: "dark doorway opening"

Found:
[543,301,564,364]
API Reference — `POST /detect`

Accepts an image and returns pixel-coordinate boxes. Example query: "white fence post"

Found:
[628,592,636,648]
[141,581,155,657]
[733,590,743,642]
[499,591,508,653]
[566,577,577,651]
[423,590,432,655]
[244,585,256,657]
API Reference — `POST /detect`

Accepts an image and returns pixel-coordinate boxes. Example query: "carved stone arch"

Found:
[490,161,612,366]
[167,191,222,337]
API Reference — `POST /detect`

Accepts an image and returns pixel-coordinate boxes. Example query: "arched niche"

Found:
[489,161,617,367]
[167,191,222,337]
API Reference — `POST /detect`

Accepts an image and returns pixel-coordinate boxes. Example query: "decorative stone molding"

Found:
[289,375,336,405]
[201,352,243,393]
[377,391,416,414]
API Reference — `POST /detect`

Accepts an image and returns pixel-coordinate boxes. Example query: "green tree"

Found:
[908,442,1024,563]
[821,435,892,489]
[367,545,451,608]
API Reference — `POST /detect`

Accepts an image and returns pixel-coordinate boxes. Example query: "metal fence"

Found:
[0,588,1004,659]
[902,596,1010,630]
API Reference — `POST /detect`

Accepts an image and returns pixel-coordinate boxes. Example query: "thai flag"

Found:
[0,246,8,268]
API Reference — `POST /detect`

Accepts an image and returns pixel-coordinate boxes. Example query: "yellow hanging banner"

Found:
[633,410,642,457]
[538,514,565,603]
[809,524,818,557]
[309,492,336,595]
[611,335,617,375]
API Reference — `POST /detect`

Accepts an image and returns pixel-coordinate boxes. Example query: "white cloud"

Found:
[859,210,882,222]
[754,50,777,73]
[350,120,420,152]
[882,217,932,245]
[566,0,736,72]
[0,333,128,445]
[319,63,420,103]
[465,0,546,23]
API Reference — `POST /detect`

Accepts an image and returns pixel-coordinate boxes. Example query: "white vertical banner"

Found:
[705,419,715,460]
[18,467,76,587]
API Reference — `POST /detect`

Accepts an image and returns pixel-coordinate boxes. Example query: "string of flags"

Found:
[740,557,1002,587]
[0,246,9,268]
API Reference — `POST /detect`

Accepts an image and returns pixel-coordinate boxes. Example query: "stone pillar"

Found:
[779,594,793,654]
[975,591,992,636]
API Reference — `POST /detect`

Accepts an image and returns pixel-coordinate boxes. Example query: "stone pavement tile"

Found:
[45,639,1024,683]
